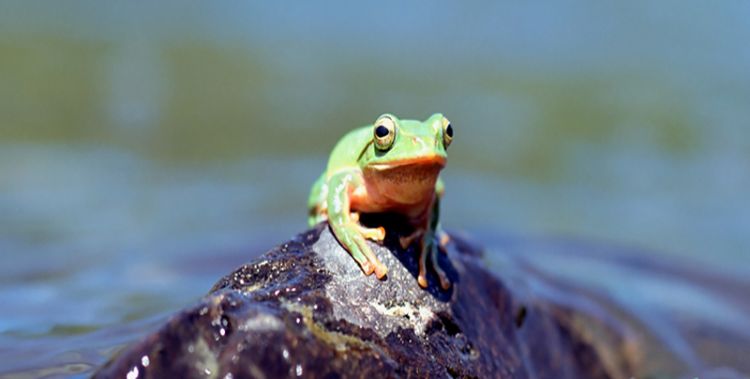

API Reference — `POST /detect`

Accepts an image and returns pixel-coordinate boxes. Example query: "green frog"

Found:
[308,113,453,289]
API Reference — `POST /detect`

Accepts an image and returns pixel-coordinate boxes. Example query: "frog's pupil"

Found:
[446,124,453,138]
[375,125,389,138]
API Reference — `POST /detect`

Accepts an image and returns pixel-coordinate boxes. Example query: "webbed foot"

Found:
[329,215,388,279]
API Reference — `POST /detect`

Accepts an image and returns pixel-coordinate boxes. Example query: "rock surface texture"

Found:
[94,223,635,378]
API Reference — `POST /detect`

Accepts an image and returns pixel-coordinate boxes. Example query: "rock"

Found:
[94,222,636,379]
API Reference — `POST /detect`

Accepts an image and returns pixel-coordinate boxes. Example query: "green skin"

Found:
[308,113,453,289]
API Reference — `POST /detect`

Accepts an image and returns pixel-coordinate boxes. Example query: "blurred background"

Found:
[1,1,749,377]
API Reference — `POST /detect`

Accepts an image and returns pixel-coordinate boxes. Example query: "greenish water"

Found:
[1,2,749,377]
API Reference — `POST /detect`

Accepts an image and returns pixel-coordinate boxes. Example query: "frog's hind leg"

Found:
[417,198,451,289]
[307,174,329,226]
[308,205,328,226]
[431,240,451,289]
[417,238,430,288]
[415,235,450,290]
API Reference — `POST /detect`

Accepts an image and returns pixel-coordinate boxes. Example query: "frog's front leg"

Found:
[327,172,388,278]
[417,197,451,290]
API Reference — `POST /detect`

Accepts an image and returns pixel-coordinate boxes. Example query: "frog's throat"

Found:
[362,161,444,205]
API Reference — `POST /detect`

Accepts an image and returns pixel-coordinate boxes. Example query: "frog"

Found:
[308,113,454,289]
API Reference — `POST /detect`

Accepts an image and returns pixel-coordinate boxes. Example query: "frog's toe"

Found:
[348,243,374,276]
[373,261,388,279]
[359,260,374,276]
[438,276,451,290]
[417,274,429,288]
[438,231,451,252]
[352,233,388,279]
[332,223,375,276]
[358,225,386,242]
[437,271,451,290]
[400,229,424,249]
[399,236,412,250]
[417,244,429,288]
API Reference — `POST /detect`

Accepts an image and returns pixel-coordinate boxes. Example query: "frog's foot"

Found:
[417,236,451,290]
[359,225,386,242]
[352,233,388,279]
[330,219,388,279]
[350,213,386,242]
[399,228,424,250]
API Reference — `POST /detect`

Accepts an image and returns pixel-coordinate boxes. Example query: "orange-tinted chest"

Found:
[349,163,442,221]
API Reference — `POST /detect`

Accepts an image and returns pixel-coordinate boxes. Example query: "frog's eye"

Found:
[373,115,397,151]
[441,117,453,148]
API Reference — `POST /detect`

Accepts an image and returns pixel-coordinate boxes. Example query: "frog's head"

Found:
[359,113,453,204]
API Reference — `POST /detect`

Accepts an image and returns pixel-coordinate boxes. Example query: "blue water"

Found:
[1,2,749,377]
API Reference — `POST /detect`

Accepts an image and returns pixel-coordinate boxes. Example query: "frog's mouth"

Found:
[366,155,446,171]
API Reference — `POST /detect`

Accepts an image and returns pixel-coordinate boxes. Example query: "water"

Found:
[1,2,749,377]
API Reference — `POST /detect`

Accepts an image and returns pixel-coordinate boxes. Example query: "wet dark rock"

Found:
[94,223,636,379]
